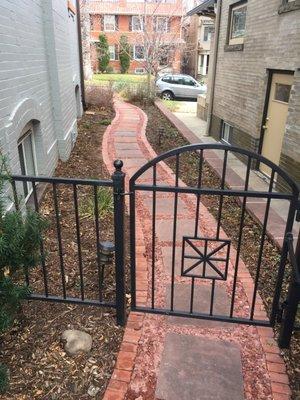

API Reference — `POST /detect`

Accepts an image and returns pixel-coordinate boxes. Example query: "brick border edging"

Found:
[154,99,289,250]
[101,100,148,400]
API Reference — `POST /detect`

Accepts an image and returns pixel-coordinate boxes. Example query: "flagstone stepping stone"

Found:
[165,283,231,327]
[156,333,244,400]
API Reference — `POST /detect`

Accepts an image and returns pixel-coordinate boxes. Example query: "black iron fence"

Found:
[4,144,300,347]
[278,232,300,347]
[9,160,126,325]
[129,143,300,347]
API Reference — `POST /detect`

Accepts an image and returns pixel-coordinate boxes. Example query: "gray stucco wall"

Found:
[0,0,83,178]
[210,0,300,182]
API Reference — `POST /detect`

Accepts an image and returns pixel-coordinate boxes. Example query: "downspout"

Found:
[205,0,222,136]
[76,0,87,111]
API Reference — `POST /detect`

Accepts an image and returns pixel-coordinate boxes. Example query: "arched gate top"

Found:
[129,143,299,196]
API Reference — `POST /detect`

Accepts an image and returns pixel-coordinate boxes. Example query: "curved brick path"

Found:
[102,99,291,400]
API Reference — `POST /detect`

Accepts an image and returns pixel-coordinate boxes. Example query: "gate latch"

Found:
[277,300,288,323]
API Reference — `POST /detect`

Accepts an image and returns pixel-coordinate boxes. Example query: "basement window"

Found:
[221,122,232,144]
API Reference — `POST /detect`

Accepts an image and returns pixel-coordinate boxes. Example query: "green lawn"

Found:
[88,73,149,84]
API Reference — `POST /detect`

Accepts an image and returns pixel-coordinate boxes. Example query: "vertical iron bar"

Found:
[194,149,203,237]
[202,239,208,278]
[151,165,157,309]
[230,157,251,317]
[112,160,126,326]
[210,279,216,315]
[250,170,274,320]
[170,154,179,311]
[216,150,228,239]
[73,184,85,300]
[94,185,102,301]
[278,232,300,348]
[190,277,195,313]
[271,197,299,325]
[52,183,67,299]
[11,179,20,211]
[32,181,48,297]
[129,182,136,309]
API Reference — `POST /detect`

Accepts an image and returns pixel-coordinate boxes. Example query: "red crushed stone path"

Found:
[101,99,291,400]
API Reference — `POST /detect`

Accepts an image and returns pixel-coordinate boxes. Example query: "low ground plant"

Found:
[79,187,114,220]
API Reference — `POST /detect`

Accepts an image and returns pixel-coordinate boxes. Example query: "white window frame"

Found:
[133,45,145,61]
[132,16,143,32]
[221,122,232,144]
[156,16,168,33]
[109,45,116,60]
[104,15,116,32]
[18,126,38,201]
[203,26,213,42]
[229,2,247,45]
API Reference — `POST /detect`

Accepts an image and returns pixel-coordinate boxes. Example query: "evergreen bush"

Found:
[119,35,130,74]
[0,154,48,392]
[97,34,110,73]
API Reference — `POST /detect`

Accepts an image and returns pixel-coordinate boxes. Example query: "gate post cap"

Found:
[114,159,123,171]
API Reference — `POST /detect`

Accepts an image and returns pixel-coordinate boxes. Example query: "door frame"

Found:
[256,69,294,171]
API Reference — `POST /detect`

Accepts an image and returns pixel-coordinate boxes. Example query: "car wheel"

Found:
[162,91,174,101]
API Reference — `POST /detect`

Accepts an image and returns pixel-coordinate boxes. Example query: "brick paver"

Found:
[102,99,291,400]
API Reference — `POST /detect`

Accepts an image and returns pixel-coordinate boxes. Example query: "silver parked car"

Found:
[156,74,207,100]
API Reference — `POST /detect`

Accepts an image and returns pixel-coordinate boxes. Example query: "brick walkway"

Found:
[102,99,291,400]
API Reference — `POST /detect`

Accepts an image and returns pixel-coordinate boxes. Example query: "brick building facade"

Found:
[0,0,83,192]
[189,0,300,189]
[83,0,184,74]
[183,14,214,81]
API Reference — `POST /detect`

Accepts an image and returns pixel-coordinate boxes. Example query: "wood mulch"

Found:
[0,102,130,399]
[139,101,300,400]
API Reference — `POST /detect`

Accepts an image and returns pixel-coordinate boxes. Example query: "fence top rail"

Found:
[132,183,295,200]
[7,174,114,187]
[129,143,300,196]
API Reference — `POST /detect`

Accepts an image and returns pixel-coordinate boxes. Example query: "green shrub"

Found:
[0,154,48,393]
[79,187,114,219]
[97,34,110,73]
[119,35,130,74]
[0,364,9,394]
[122,82,156,103]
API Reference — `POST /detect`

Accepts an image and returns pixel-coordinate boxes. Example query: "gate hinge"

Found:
[114,191,133,196]
[277,300,288,323]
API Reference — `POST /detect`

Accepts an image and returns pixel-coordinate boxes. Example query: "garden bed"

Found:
[138,101,300,399]
[0,100,130,399]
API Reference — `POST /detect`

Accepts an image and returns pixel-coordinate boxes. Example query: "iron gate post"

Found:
[278,232,300,348]
[112,160,126,326]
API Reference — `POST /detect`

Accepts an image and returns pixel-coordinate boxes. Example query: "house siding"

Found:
[0,0,83,179]
[209,0,300,185]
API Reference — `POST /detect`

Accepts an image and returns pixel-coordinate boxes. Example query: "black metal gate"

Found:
[129,144,300,347]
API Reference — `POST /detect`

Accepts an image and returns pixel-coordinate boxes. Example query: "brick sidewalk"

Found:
[102,99,291,400]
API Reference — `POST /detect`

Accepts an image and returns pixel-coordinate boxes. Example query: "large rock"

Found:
[61,329,92,356]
